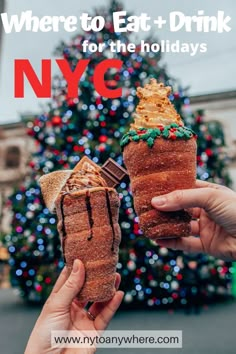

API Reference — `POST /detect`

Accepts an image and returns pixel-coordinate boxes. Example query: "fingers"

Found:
[151,188,216,211]
[156,236,203,254]
[53,259,85,309]
[188,207,201,219]
[190,220,200,235]
[51,266,68,294]
[195,179,230,191]
[94,290,124,331]
[114,273,121,289]
[87,273,121,318]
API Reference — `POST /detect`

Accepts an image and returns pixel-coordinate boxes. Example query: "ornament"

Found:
[52,116,62,126]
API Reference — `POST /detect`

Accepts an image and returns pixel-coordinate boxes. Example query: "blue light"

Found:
[25,191,31,197]
[170,260,176,266]
[88,134,94,140]
[37,225,43,232]
[135,284,142,291]
[49,218,56,224]
[43,208,49,214]
[184,98,190,105]
[16,269,23,276]
[145,288,152,294]
[9,246,15,253]
[58,260,65,268]
[174,266,180,272]
[9,259,15,266]
[202,172,209,180]
[20,261,27,268]
[164,283,170,289]
[65,110,72,117]
[38,245,44,251]
[16,194,22,201]
[29,269,35,276]
[37,238,44,245]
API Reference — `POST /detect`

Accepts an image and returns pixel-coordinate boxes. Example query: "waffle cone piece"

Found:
[122,79,197,240]
[39,157,121,302]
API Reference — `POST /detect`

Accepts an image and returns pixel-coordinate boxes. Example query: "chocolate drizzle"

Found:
[85,191,94,240]
[59,189,115,260]
[59,192,68,264]
[105,189,115,252]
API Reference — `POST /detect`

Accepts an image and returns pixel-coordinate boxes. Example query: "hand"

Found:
[151,180,236,261]
[25,259,124,354]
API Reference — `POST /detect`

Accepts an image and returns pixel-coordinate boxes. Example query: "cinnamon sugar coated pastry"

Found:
[39,157,121,302]
[121,79,197,240]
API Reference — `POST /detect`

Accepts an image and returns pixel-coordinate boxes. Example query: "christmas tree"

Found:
[5,0,232,305]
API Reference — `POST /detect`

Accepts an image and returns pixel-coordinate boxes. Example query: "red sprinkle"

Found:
[170,133,177,140]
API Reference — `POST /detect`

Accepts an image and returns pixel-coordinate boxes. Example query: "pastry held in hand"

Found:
[121,79,197,240]
[39,157,122,302]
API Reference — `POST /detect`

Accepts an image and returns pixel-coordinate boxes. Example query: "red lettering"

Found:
[94,59,123,98]
[14,59,51,98]
[56,59,90,98]
[14,59,124,99]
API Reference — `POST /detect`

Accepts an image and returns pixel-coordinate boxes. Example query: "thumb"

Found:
[54,259,85,309]
[151,188,217,211]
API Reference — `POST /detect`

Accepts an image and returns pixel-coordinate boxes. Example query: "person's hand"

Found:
[25,259,124,354]
[151,180,236,260]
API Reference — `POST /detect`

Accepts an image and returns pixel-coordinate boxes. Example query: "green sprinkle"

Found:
[132,135,140,142]
[147,137,154,147]
[121,136,130,146]
[140,133,149,141]
[163,129,169,138]
[150,129,161,138]
[170,123,179,128]
[129,130,137,136]
[176,131,184,138]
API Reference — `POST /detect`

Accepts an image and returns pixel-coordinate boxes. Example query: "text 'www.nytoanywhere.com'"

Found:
[51,330,182,349]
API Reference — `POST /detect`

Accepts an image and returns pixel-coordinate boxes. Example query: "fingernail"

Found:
[72,260,80,273]
[152,197,166,206]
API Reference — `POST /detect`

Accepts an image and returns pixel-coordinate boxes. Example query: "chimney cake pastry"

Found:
[121,79,197,240]
[39,157,127,302]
